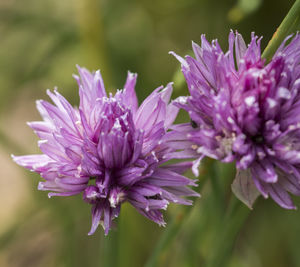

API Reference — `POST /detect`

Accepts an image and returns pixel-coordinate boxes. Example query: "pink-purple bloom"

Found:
[12,66,198,235]
[171,31,300,209]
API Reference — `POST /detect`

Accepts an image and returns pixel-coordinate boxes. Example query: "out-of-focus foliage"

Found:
[228,0,262,24]
[0,0,298,266]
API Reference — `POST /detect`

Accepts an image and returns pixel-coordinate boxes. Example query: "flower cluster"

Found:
[171,31,300,209]
[13,30,300,235]
[13,66,198,235]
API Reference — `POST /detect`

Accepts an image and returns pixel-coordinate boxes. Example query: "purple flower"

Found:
[171,31,300,209]
[12,66,199,235]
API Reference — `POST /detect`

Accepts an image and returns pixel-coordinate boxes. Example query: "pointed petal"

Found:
[88,203,104,235]
[122,71,138,114]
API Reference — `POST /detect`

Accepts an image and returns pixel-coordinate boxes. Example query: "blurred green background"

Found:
[1,0,300,266]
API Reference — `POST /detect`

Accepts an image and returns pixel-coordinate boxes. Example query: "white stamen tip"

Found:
[244,96,256,107]
[278,87,291,99]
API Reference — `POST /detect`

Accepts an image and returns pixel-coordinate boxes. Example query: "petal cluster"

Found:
[172,31,300,209]
[13,66,198,235]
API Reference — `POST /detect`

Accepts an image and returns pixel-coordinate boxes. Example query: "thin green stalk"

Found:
[144,165,210,267]
[262,0,300,62]
[209,160,225,215]
[144,208,189,267]
[205,197,250,267]
[101,230,119,267]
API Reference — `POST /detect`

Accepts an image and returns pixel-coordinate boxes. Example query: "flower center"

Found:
[252,134,264,144]
[83,170,126,207]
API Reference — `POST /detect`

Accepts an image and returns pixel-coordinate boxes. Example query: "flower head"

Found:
[12,66,198,235]
[171,31,300,209]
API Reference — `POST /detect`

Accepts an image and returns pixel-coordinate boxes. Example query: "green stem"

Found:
[101,230,119,267]
[262,0,300,62]
[144,165,210,267]
[209,160,225,215]
[205,197,250,267]
[144,207,189,267]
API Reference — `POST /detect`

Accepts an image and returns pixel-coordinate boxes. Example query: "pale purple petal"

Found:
[13,65,198,236]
